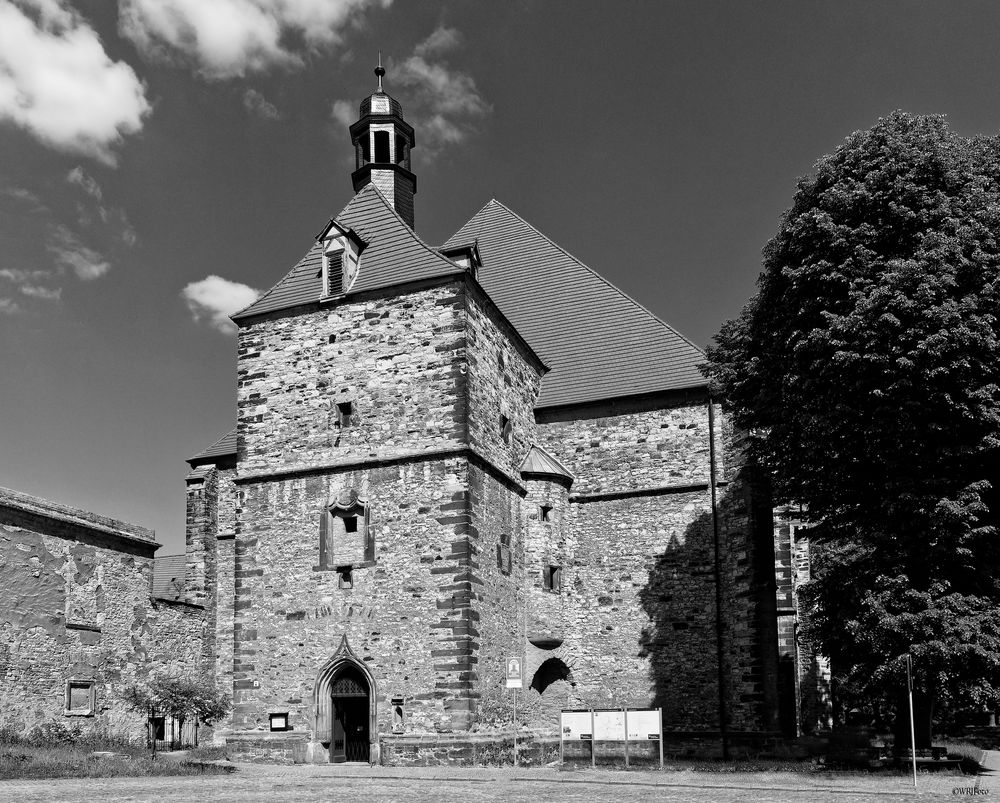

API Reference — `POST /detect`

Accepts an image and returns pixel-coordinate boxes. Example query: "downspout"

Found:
[708,396,730,760]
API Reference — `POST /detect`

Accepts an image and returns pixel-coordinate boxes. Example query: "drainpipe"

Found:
[708,396,730,760]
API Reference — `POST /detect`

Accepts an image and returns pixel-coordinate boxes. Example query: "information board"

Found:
[593,709,626,740]
[560,710,593,740]
[625,708,662,740]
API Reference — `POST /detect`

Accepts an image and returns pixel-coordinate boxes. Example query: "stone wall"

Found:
[524,399,779,735]
[0,490,205,739]
[232,458,504,736]
[235,283,467,476]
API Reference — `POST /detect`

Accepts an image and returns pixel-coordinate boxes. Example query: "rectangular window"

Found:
[344,516,358,533]
[65,679,95,716]
[337,401,354,428]
[542,565,562,593]
[540,504,552,522]
[338,566,354,589]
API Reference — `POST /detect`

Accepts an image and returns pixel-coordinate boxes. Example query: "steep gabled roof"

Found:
[232,184,461,321]
[188,428,236,466]
[441,200,707,409]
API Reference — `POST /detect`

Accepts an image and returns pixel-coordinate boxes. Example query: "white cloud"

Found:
[47,224,110,280]
[118,0,392,80]
[393,26,490,157]
[413,25,459,58]
[0,0,150,165]
[0,297,21,314]
[0,268,52,282]
[331,98,354,128]
[1,186,46,210]
[243,88,281,120]
[66,166,103,201]
[182,274,261,333]
[20,283,61,300]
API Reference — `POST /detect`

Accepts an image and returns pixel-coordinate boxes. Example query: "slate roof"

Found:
[519,445,574,483]
[195,190,708,463]
[188,428,236,464]
[152,553,186,601]
[232,184,461,321]
[442,200,707,409]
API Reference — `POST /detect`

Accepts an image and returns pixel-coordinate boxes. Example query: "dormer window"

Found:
[439,242,482,278]
[318,222,366,300]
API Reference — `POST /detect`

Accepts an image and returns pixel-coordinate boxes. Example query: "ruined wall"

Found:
[236,283,466,476]
[0,495,204,739]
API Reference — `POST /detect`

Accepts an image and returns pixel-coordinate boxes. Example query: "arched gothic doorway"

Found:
[314,635,377,764]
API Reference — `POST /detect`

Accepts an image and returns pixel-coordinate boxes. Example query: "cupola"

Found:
[348,56,417,228]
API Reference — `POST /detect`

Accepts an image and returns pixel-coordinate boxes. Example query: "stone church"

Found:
[176,68,827,763]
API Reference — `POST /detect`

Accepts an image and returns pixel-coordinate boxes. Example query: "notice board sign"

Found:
[626,708,662,740]
[505,656,522,689]
[593,709,626,741]
[560,710,593,740]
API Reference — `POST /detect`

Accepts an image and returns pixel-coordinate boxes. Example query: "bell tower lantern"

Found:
[349,58,417,228]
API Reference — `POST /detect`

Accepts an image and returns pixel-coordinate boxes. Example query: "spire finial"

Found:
[374,51,385,93]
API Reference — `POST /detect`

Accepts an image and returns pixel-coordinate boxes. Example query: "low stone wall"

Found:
[379,733,560,766]
[225,731,310,765]
[659,730,820,760]
[221,729,820,766]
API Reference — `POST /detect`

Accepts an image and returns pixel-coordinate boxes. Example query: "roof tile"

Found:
[441,200,707,408]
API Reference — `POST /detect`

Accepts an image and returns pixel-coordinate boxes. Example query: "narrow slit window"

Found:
[497,532,512,575]
[542,565,562,593]
[540,504,552,522]
[500,414,512,445]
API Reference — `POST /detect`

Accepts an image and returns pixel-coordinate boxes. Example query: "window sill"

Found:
[313,560,375,572]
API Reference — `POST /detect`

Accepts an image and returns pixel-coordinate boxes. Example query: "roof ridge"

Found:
[480,200,706,359]
[347,184,458,274]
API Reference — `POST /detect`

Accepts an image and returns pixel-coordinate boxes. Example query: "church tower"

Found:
[349,58,416,228]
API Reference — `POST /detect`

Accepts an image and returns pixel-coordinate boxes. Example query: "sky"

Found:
[4,0,1000,555]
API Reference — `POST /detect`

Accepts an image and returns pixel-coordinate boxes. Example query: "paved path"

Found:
[0,763,985,803]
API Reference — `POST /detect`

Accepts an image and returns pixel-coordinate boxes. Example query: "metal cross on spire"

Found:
[375,51,385,92]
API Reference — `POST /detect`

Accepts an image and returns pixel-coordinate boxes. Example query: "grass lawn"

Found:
[0,729,234,780]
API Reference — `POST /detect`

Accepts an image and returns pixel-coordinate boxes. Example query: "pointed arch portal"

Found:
[314,635,377,763]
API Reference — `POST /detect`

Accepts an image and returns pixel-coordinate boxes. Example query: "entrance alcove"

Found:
[314,635,377,763]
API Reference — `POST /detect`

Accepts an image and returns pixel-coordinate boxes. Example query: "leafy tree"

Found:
[123,675,230,750]
[705,111,1000,745]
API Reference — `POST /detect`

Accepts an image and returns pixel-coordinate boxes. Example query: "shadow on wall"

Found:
[526,657,576,726]
[638,508,723,730]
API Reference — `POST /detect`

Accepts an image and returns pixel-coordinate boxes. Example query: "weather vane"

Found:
[375,51,385,93]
